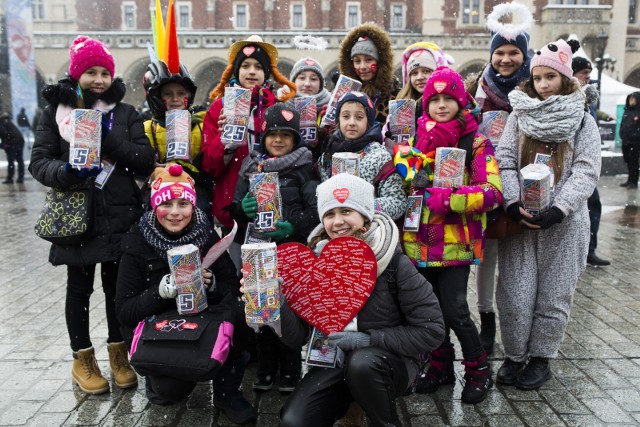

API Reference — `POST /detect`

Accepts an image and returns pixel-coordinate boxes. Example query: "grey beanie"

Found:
[351,37,379,61]
[290,57,325,90]
[317,173,375,221]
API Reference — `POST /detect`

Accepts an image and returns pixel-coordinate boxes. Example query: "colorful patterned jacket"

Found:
[403,132,503,267]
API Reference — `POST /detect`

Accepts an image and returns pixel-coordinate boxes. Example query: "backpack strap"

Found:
[385,251,405,323]
[373,160,397,186]
[458,132,475,169]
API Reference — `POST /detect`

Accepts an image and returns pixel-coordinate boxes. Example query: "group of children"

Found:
[29,2,603,424]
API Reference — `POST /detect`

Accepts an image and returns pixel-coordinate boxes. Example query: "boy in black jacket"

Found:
[620,91,640,189]
[231,103,320,392]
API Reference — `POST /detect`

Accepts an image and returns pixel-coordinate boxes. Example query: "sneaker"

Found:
[278,374,299,393]
[461,353,493,404]
[496,358,525,385]
[587,252,610,267]
[620,182,630,187]
[415,347,456,394]
[252,374,274,391]
[2,179,13,184]
[515,357,551,390]
[16,178,23,183]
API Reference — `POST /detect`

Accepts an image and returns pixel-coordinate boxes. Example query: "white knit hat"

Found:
[317,173,375,221]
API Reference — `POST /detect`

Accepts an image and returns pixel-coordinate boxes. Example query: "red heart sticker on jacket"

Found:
[425,120,437,131]
[433,81,447,93]
[256,183,276,204]
[281,110,294,121]
[277,238,377,334]
[243,46,256,56]
[333,188,349,203]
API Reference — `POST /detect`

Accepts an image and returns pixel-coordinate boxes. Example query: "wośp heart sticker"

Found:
[277,237,377,334]
[256,182,276,204]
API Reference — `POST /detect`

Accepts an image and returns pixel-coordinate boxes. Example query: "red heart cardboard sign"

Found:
[277,237,377,334]
[243,46,256,56]
[281,110,294,121]
[256,183,276,204]
[333,188,349,203]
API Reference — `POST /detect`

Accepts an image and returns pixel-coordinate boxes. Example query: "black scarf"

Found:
[139,208,213,260]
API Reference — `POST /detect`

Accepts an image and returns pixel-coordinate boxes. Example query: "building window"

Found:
[462,0,480,25]
[32,0,45,20]
[346,2,361,29]
[390,4,405,30]
[234,3,249,29]
[631,0,637,24]
[122,1,137,30]
[177,2,191,29]
[291,3,305,29]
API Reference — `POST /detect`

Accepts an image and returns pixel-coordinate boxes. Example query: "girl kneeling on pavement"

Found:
[244,173,445,427]
[495,39,600,390]
[115,164,257,424]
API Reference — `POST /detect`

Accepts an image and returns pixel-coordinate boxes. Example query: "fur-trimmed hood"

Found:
[339,23,397,99]
[42,77,126,108]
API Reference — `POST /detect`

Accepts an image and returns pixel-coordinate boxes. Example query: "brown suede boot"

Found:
[72,347,110,394]
[107,342,138,389]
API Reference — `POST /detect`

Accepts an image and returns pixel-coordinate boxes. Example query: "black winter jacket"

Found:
[0,113,25,149]
[29,78,154,266]
[230,151,320,244]
[620,92,640,144]
[279,248,445,378]
[115,225,241,347]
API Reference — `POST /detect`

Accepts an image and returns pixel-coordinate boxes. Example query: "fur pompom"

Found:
[486,2,533,40]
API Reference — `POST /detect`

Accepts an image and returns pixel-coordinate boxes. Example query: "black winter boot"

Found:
[415,346,455,394]
[496,358,525,385]
[461,352,493,404]
[515,357,551,390]
[479,312,496,355]
[213,352,258,424]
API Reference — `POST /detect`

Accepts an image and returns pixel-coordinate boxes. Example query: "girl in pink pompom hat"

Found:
[29,35,155,395]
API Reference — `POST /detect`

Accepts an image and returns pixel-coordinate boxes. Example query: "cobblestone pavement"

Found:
[1,175,640,426]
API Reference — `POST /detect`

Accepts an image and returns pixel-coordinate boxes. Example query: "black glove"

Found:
[64,163,102,178]
[506,203,524,223]
[528,206,564,229]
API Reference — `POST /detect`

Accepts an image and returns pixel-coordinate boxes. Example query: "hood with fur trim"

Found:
[42,77,126,109]
[339,23,397,99]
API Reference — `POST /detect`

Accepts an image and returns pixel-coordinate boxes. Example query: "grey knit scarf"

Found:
[508,88,586,143]
[238,147,313,180]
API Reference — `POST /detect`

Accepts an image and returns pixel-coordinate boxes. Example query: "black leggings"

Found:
[280,347,409,427]
[419,266,483,360]
[66,262,123,351]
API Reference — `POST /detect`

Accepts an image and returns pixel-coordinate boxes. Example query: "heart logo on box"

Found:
[281,110,294,121]
[243,46,256,56]
[256,183,276,204]
[75,120,97,140]
[277,237,377,334]
[440,159,461,178]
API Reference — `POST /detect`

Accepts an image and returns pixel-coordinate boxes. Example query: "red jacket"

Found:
[201,91,274,228]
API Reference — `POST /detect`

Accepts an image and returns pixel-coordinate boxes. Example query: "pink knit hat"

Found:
[150,164,197,211]
[422,66,467,110]
[530,39,580,79]
[68,36,115,81]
